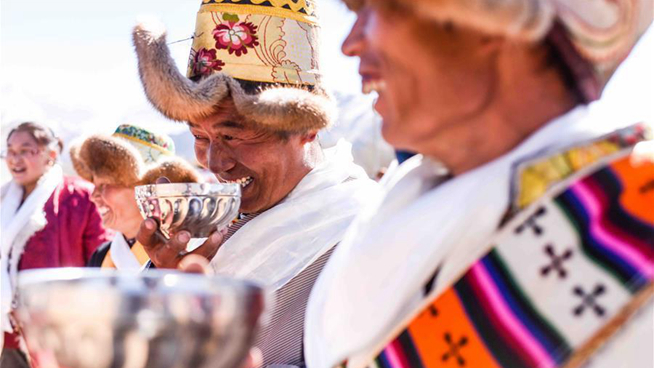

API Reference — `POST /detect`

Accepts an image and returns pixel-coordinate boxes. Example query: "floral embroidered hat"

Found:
[346,0,651,102]
[70,124,200,187]
[133,0,334,133]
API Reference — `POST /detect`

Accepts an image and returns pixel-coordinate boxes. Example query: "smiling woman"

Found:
[0,122,112,366]
[69,124,201,270]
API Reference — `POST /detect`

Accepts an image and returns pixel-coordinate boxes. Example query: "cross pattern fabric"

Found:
[352,125,653,368]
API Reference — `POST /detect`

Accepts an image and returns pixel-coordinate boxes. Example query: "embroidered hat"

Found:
[188,0,320,85]
[133,0,334,133]
[70,124,200,187]
[347,0,651,102]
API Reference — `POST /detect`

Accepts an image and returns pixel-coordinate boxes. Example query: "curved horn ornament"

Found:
[133,19,230,123]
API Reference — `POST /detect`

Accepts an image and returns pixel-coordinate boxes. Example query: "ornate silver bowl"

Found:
[135,183,241,239]
[15,268,266,368]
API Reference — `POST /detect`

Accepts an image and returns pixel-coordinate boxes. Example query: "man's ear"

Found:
[300,130,319,144]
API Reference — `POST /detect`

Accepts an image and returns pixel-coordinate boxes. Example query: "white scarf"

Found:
[1,165,63,338]
[109,233,142,272]
[210,140,382,291]
[304,104,640,368]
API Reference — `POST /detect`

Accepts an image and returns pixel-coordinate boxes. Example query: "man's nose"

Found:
[207,142,236,174]
[342,10,367,57]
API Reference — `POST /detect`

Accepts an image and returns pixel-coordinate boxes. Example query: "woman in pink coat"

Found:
[0,122,111,367]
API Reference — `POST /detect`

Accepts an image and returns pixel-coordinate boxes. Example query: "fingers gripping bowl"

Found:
[15,268,266,368]
[135,183,241,239]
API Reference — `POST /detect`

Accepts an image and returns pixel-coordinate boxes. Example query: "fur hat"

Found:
[347,0,651,102]
[133,0,335,133]
[70,124,200,187]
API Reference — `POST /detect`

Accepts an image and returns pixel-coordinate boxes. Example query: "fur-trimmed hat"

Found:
[345,0,651,102]
[133,0,335,133]
[70,124,200,187]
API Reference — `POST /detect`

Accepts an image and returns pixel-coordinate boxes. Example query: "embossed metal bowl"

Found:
[135,183,241,239]
[15,268,266,368]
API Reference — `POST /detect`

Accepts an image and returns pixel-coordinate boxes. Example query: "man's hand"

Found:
[137,218,227,269]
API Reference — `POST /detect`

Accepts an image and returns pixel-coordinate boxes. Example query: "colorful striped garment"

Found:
[358,126,653,368]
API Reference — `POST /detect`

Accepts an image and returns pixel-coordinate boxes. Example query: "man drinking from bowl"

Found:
[131,1,381,366]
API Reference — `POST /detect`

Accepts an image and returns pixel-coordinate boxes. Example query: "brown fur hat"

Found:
[70,135,200,187]
[132,20,336,134]
[344,0,651,101]
[68,143,95,184]
[139,158,201,186]
[70,135,143,187]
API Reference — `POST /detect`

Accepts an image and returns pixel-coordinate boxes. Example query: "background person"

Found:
[131,0,382,364]
[305,0,653,367]
[70,124,201,270]
[0,122,111,367]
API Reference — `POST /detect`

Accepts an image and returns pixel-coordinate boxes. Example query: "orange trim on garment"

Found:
[407,289,501,368]
[610,152,654,223]
[100,241,151,269]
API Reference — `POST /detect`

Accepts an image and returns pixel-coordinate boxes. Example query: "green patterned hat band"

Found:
[112,124,175,165]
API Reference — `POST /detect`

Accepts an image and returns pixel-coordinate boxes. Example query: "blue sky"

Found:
[0,0,361,133]
[0,0,379,181]
[1,1,652,182]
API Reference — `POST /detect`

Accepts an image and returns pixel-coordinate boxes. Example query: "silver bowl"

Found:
[15,268,266,368]
[135,183,241,239]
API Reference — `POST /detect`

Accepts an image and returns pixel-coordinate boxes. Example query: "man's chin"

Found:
[381,124,406,148]
[238,202,259,215]
[239,194,273,215]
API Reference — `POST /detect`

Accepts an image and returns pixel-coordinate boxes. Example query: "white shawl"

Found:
[210,140,382,291]
[1,165,63,338]
[109,233,143,272]
[304,104,644,367]
[305,26,654,367]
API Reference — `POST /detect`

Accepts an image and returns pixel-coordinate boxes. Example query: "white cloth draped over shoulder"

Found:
[1,165,63,342]
[210,140,382,291]
[109,233,143,272]
[305,26,654,367]
[305,105,653,368]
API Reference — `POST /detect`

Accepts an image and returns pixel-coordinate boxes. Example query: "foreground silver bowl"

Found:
[135,183,241,239]
[15,268,265,368]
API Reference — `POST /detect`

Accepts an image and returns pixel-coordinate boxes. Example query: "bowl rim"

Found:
[17,268,263,293]
[134,182,241,197]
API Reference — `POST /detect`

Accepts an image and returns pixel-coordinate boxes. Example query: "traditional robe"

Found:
[212,141,382,366]
[87,235,150,271]
[1,170,111,352]
[305,109,653,368]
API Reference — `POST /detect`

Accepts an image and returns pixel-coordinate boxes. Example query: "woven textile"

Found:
[223,213,336,365]
[355,125,653,368]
